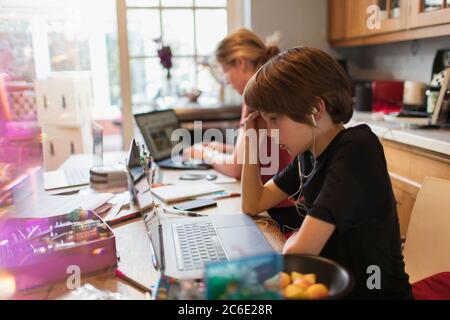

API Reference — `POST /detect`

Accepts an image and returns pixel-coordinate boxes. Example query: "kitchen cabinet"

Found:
[328,0,347,41]
[329,0,450,47]
[381,139,450,238]
[409,0,450,28]
[372,0,407,34]
[345,0,370,38]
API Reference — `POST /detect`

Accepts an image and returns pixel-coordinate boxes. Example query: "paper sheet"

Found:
[13,193,114,218]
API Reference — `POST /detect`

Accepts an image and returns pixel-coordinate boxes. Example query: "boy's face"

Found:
[260,112,312,156]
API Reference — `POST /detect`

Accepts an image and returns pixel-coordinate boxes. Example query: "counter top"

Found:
[347,111,450,156]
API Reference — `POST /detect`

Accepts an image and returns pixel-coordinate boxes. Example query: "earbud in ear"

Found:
[311,107,318,126]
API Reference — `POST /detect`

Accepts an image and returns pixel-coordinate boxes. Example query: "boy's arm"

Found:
[282,215,335,255]
[241,112,288,215]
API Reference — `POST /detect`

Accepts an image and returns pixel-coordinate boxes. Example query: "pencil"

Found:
[114,268,152,294]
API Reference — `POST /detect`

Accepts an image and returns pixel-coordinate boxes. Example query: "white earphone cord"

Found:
[284,129,317,233]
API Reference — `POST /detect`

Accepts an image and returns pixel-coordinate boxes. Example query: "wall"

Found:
[250,0,332,53]
[336,36,450,83]
[249,0,449,84]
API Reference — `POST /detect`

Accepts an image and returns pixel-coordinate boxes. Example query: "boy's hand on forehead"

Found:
[243,111,260,131]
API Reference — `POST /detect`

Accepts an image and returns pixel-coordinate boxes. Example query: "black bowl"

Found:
[283,254,354,300]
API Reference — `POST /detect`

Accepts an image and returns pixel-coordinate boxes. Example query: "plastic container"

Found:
[0,209,117,292]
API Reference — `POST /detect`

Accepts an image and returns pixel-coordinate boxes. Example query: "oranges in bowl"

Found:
[265,271,329,299]
[263,254,354,300]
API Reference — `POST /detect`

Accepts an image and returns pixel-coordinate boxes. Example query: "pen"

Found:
[206,192,240,200]
[163,208,208,217]
[147,232,159,270]
[114,268,152,294]
[105,210,142,227]
[158,223,165,272]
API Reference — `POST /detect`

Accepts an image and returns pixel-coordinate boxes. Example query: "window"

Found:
[0,0,120,117]
[124,0,228,109]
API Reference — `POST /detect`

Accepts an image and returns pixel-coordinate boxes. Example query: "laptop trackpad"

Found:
[217,226,274,260]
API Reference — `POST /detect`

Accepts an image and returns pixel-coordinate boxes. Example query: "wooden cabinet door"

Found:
[328,0,347,41]
[373,0,408,34]
[409,0,450,28]
[346,0,372,38]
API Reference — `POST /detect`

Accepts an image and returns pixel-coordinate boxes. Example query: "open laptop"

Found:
[44,122,104,190]
[124,141,275,279]
[134,110,211,170]
[127,138,154,213]
[145,210,275,280]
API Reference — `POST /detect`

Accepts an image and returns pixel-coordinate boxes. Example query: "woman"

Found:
[241,47,412,299]
[184,29,301,232]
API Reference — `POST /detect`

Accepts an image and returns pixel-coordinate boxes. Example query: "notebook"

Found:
[151,182,225,204]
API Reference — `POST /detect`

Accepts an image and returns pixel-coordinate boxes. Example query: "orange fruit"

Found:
[279,272,291,289]
[284,284,308,299]
[293,278,313,290]
[304,273,317,284]
[305,283,329,299]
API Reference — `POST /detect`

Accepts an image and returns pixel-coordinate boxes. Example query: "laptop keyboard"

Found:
[172,222,227,271]
[64,170,89,185]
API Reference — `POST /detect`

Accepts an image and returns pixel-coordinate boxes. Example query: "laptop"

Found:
[145,210,275,280]
[44,122,104,190]
[122,138,275,279]
[127,138,154,213]
[134,110,211,170]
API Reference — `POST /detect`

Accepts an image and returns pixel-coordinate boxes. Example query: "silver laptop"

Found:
[44,122,103,190]
[134,110,211,170]
[145,211,275,280]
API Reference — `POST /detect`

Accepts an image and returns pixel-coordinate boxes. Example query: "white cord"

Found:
[285,128,318,231]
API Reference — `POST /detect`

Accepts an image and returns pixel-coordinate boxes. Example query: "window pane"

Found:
[161,0,192,7]
[172,57,196,95]
[130,57,195,106]
[424,0,443,12]
[126,0,159,7]
[127,9,161,57]
[130,58,163,106]
[195,9,227,55]
[197,61,221,104]
[162,9,194,55]
[47,19,91,71]
[0,17,34,81]
[195,0,226,7]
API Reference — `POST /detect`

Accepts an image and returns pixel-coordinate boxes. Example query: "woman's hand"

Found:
[207,141,228,153]
[183,143,206,161]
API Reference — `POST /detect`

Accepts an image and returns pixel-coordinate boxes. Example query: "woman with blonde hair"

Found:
[184,28,301,232]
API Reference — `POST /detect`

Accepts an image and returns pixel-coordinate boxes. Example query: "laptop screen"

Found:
[432,68,450,125]
[92,122,103,167]
[127,138,144,183]
[126,138,154,213]
[134,110,179,161]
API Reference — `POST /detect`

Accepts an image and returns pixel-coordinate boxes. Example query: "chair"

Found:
[402,176,450,299]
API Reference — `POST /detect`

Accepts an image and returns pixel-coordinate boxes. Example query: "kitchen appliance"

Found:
[371,80,404,114]
[354,81,373,112]
[403,81,427,113]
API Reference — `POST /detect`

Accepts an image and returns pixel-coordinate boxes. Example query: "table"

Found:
[11,155,286,300]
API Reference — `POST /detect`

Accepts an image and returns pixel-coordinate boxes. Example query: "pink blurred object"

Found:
[5,121,41,140]
[0,210,117,293]
[372,80,404,114]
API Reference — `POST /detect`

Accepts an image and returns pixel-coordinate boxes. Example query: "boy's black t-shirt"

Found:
[273,124,413,299]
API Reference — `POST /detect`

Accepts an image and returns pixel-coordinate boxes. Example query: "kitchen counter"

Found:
[347,111,450,156]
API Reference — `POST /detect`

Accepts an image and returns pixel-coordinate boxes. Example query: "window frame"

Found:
[116,0,246,149]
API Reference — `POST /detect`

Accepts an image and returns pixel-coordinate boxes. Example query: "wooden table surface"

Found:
[11,166,286,300]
